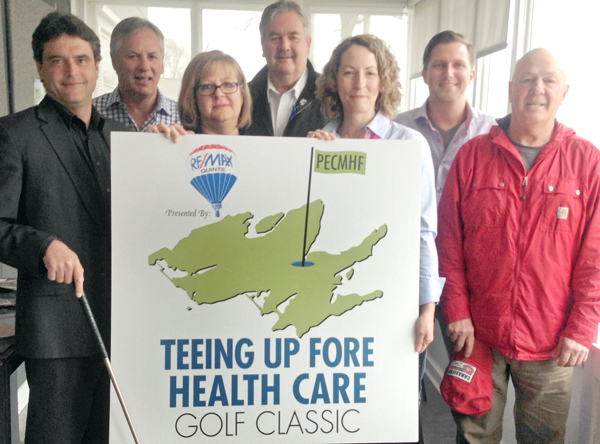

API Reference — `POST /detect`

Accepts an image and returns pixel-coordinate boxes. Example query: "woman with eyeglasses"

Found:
[149,50,252,138]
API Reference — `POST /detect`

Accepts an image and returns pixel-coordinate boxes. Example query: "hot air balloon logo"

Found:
[185,144,238,217]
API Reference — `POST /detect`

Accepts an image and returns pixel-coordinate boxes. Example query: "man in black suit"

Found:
[0,12,126,443]
[247,0,327,137]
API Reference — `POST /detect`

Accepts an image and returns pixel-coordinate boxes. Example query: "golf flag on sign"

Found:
[314,150,367,175]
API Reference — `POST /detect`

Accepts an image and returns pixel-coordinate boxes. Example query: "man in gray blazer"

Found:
[0,12,126,444]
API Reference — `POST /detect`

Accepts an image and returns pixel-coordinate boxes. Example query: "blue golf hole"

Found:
[291,261,315,267]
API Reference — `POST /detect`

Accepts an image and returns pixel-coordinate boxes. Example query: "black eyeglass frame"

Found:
[194,82,241,96]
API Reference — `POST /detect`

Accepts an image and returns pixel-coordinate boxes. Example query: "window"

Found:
[530,0,600,147]
[89,4,191,100]
[405,0,515,118]
[406,77,430,111]
[149,7,191,100]
[472,47,511,118]
[84,2,408,107]
[313,14,360,71]
[313,13,408,111]
[201,10,263,80]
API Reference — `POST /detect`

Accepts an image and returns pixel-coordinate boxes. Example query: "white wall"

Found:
[9,0,54,112]
[0,0,54,278]
[0,0,8,116]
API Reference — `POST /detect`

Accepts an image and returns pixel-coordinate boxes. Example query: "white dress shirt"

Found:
[324,111,444,306]
[267,69,308,137]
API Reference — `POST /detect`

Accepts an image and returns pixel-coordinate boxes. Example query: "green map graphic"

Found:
[148,200,387,337]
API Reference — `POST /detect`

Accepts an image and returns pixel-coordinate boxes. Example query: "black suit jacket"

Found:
[0,96,127,359]
[247,60,328,137]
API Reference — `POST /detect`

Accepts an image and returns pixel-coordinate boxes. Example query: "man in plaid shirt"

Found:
[93,17,180,132]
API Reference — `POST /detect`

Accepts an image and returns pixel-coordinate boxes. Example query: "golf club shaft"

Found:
[79,291,141,444]
[102,356,141,444]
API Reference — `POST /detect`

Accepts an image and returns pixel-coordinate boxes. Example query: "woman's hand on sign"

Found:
[147,122,192,144]
[307,129,337,140]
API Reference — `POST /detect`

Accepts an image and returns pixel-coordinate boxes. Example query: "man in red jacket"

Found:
[437,48,600,443]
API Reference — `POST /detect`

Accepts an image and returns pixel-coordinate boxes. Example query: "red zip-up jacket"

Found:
[438,119,600,360]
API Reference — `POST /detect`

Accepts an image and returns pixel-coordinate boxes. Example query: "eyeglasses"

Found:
[195,82,240,96]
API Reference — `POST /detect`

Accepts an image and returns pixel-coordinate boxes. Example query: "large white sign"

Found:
[110,133,423,443]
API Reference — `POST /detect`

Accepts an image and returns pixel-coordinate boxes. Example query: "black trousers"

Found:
[24,356,109,444]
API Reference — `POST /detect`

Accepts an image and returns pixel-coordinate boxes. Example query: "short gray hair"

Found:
[259,1,310,40]
[110,17,164,57]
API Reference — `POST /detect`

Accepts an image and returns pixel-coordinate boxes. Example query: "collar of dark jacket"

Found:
[39,95,105,132]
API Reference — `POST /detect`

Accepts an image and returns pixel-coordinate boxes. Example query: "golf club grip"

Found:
[79,291,109,359]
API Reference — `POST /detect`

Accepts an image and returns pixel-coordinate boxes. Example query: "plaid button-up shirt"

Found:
[93,87,180,132]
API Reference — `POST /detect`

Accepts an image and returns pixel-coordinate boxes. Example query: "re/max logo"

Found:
[190,153,233,170]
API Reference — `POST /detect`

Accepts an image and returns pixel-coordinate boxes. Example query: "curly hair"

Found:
[178,50,252,133]
[316,34,401,120]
